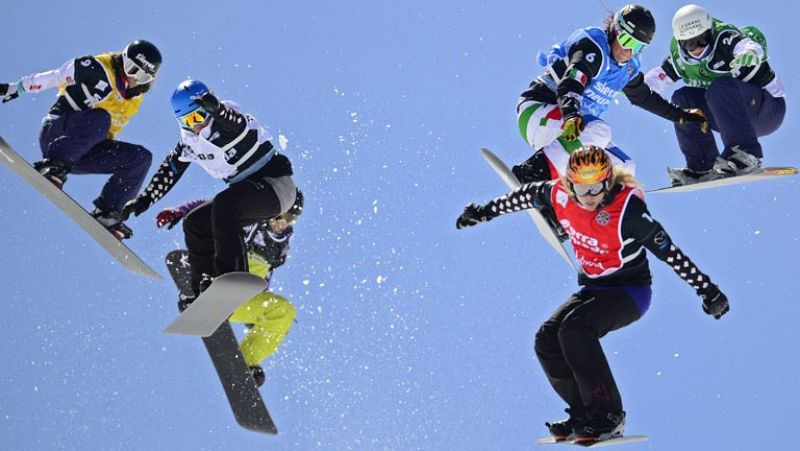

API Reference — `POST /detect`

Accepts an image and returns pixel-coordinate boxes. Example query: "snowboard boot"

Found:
[90,207,132,240]
[198,273,215,293]
[32,158,68,189]
[667,166,718,187]
[725,146,762,175]
[512,150,552,184]
[574,411,625,445]
[177,293,196,312]
[250,365,266,388]
[545,408,586,442]
[178,273,215,311]
[178,273,214,312]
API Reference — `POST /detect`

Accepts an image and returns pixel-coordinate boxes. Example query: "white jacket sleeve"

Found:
[643,66,676,95]
[19,59,76,93]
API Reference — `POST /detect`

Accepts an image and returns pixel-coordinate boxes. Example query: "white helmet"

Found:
[672,4,712,40]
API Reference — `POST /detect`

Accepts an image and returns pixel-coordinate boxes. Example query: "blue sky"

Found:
[0,1,797,450]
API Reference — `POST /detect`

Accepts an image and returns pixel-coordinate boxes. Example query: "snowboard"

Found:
[537,435,648,447]
[481,147,578,273]
[649,167,798,193]
[162,268,265,337]
[0,137,161,280]
[165,250,278,434]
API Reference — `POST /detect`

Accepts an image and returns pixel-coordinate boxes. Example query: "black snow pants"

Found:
[182,173,287,293]
[534,287,645,420]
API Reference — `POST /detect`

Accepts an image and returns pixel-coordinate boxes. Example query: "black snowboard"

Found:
[165,250,278,434]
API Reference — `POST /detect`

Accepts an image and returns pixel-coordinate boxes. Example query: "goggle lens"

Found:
[680,31,712,53]
[177,108,210,129]
[123,57,155,84]
[572,181,607,197]
[617,31,647,54]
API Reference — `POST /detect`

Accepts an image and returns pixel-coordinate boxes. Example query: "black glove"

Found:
[121,195,152,221]
[700,284,729,320]
[192,92,221,114]
[677,108,709,133]
[456,203,493,230]
[0,82,21,103]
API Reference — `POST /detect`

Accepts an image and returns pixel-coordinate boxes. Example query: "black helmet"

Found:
[122,40,162,84]
[615,4,656,45]
[279,188,304,225]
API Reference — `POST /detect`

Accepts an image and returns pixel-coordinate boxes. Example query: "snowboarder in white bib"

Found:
[514,4,707,184]
[0,40,162,239]
[457,146,729,445]
[644,4,785,186]
[123,79,297,301]
[158,191,302,387]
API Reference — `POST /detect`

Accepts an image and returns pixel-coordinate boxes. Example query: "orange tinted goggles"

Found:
[178,109,210,129]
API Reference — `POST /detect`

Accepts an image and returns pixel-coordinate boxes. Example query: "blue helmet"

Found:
[171,79,210,118]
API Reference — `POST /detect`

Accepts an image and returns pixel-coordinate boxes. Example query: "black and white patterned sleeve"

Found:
[140,144,191,206]
[481,181,553,219]
[624,195,714,294]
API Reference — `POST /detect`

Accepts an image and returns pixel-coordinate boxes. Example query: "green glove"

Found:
[561,115,584,142]
[730,50,760,69]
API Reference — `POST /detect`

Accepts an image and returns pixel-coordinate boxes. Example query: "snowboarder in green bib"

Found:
[644,4,785,186]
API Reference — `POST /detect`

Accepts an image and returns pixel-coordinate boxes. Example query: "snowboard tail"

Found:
[650,166,798,193]
[537,435,648,447]
[165,250,277,434]
[0,137,161,280]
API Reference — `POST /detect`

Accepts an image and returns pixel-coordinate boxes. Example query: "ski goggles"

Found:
[679,29,713,53]
[615,23,647,55]
[571,180,608,197]
[177,108,210,129]
[122,56,156,84]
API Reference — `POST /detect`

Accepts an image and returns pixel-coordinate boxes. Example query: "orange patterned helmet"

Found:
[566,146,612,185]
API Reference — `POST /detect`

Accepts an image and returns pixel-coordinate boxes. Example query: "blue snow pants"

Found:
[38,109,152,212]
[671,77,785,171]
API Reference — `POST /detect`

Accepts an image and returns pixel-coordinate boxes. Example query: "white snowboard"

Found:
[537,435,648,447]
[481,147,578,273]
[649,167,798,193]
[0,137,161,280]
[162,271,266,337]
